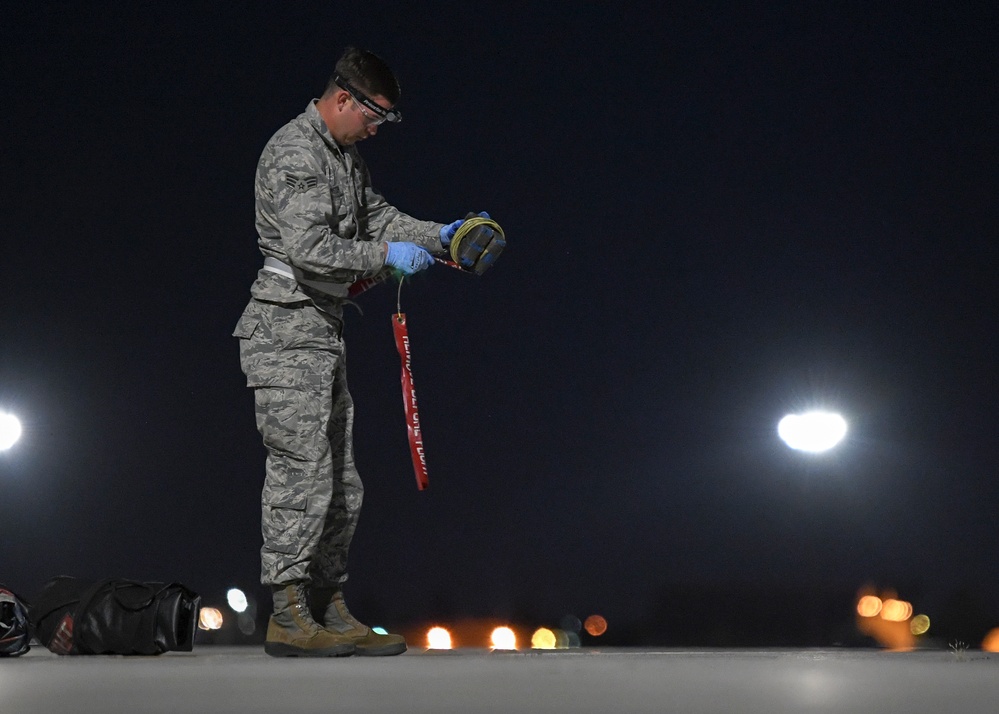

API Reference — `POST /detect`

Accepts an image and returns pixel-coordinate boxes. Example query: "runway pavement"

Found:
[2,646,998,713]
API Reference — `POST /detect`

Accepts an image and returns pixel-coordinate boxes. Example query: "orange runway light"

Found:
[982,628,999,653]
[490,627,517,650]
[584,615,608,636]
[856,595,883,618]
[198,608,223,630]
[426,627,452,650]
[880,599,913,622]
[855,590,915,651]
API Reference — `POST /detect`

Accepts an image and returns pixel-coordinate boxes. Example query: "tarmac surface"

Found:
[2,645,998,713]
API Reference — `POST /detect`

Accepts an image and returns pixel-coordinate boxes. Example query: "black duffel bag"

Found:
[30,576,200,655]
[0,584,31,656]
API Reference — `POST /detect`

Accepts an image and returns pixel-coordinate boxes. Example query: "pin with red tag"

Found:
[392,312,429,490]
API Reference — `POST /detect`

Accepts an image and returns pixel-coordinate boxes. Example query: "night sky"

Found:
[2,3,997,645]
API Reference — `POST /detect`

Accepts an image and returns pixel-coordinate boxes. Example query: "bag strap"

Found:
[80,580,190,613]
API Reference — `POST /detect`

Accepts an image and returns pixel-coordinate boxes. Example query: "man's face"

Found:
[337,90,393,145]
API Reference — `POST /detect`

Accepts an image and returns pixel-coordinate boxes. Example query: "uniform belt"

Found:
[261,257,348,297]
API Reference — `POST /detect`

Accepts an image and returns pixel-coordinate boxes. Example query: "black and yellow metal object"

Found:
[449,214,506,275]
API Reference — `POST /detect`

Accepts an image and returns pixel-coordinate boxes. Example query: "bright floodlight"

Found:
[226,588,248,613]
[778,411,847,453]
[0,412,22,451]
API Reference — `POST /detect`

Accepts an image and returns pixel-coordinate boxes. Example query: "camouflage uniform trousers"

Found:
[235,296,363,587]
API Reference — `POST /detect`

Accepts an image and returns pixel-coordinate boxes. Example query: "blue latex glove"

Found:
[385,242,433,275]
[439,219,463,247]
[440,212,491,246]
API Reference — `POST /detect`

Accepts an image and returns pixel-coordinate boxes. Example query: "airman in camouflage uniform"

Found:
[233,47,457,657]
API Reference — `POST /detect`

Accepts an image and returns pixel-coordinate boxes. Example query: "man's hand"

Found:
[439,219,463,247]
[440,212,490,246]
[385,242,434,275]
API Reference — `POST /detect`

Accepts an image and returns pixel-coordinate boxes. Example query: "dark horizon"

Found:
[3,2,997,647]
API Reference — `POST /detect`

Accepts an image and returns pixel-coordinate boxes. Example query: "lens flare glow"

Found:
[0,412,22,451]
[426,627,452,650]
[198,607,223,630]
[778,411,847,452]
[857,596,883,617]
[982,628,999,653]
[531,628,557,649]
[226,588,248,613]
[880,599,913,622]
[910,614,930,636]
[584,615,608,636]
[490,626,517,650]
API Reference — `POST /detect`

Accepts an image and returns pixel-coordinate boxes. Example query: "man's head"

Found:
[317,47,401,145]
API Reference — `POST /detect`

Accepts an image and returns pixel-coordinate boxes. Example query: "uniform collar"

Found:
[305,100,345,150]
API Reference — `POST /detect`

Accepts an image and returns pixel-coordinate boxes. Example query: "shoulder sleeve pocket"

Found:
[232,313,261,339]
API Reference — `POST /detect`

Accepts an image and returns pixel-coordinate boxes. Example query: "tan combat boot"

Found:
[313,588,407,656]
[264,583,355,657]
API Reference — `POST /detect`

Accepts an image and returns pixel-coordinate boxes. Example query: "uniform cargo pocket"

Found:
[262,492,307,556]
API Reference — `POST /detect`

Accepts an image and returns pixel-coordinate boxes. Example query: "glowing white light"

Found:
[778,411,847,453]
[0,412,22,451]
[226,588,248,613]
[427,627,452,649]
[372,626,388,635]
[490,626,517,650]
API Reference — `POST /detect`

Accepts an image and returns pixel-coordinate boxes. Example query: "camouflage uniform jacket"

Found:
[250,100,445,302]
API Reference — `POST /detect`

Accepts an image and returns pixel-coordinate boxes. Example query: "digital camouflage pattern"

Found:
[235,298,362,585]
[250,101,444,303]
[234,99,445,586]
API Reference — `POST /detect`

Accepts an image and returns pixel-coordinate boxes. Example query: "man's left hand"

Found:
[440,212,491,247]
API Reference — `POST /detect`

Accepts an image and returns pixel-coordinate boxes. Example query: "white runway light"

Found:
[226,588,248,613]
[778,411,847,453]
[0,412,22,451]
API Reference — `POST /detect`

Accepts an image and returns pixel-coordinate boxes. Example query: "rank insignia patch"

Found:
[284,173,319,193]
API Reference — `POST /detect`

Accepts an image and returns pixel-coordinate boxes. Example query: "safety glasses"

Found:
[334,74,402,124]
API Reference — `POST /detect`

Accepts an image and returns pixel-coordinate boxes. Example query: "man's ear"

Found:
[333,89,350,112]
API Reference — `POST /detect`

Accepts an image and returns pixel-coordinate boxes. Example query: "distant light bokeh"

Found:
[855,590,916,650]
[982,628,999,653]
[198,608,223,630]
[778,411,847,452]
[856,596,883,618]
[909,614,930,636]
[426,627,452,650]
[531,628,557,649]
[0,412,22,451]
[490,627,516,650]
[560,614,582,634]
[584,615,608,636]
[880,599,913,622]
[226,588,248,613]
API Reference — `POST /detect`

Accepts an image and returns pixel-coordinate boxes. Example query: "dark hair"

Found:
[325,47,401,104]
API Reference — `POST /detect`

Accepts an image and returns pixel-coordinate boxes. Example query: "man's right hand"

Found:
[385,242,434,275]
